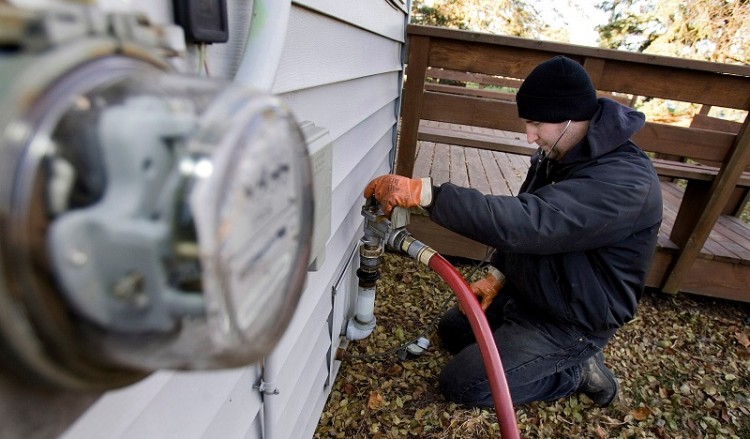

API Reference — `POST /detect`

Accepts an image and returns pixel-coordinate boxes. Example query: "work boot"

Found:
[578,352,619,407]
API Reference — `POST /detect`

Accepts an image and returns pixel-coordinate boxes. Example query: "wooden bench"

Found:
[414,121,750,246]
[397,25,750,300]
[408,120,750,300]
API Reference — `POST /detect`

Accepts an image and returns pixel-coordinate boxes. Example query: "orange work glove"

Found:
[363,175,432,216]
[460,266,506,314]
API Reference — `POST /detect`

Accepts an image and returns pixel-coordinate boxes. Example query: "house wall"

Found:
[50,1,408,438]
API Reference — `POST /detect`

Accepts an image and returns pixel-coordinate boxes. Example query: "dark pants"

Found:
[437,294,610,407]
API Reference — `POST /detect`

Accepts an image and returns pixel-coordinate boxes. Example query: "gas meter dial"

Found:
[0,5,312,389]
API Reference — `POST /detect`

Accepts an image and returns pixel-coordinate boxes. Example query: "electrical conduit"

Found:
[234,0,291,90]
[235,3,292,439]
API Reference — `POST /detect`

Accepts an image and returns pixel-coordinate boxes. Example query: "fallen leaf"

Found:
[631,406,652,421]
[342,382,356,395]
[735,331,750,347]
[386,364,403,376]
[659,386,670,398]
[368,390,386,410]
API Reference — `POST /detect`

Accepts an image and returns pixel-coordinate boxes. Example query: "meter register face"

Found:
[0,5,312,389]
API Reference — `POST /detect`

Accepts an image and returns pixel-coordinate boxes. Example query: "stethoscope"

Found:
[526,119,572,192]
[536,119,572,167]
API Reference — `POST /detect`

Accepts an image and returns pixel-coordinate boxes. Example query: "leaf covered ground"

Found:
[314,251,750,438]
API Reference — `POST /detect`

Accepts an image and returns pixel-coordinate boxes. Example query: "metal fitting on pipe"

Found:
[346,238,382,341]
[346,203,417,341]
[399,234,437,266]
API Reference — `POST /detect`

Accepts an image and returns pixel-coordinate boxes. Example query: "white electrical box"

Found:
[301,121,333,271]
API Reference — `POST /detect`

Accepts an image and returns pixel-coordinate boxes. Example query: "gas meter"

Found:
[0,5,313,389]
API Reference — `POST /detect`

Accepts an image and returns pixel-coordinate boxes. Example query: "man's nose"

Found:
[526,130,538,144]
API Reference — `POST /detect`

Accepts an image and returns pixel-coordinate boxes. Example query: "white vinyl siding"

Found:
[271,7,403,93]
[61,1,406,438]
[64,368,264,438]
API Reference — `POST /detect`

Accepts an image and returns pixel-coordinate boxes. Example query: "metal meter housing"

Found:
[0,5,313,389]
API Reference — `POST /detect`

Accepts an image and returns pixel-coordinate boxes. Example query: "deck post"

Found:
[395,34,430,177]
[662,118,750,293]
[669,181,712,246]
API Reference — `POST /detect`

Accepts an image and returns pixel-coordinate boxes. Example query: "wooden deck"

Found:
[405,122,750,302]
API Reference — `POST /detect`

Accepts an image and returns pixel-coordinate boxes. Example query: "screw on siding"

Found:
[112,271,150,308]
[67,248,88,266]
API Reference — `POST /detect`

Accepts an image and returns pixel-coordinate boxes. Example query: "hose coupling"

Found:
[399,235,437,266]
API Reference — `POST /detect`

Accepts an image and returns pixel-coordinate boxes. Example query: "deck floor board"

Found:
[480,150,513,196]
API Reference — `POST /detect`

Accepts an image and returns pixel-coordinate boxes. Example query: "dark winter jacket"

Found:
[426,98,663,335]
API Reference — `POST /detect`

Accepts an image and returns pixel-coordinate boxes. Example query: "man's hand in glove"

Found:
[460,266,506,314]
[363,175,432,216]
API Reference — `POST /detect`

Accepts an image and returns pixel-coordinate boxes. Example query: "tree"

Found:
[597,0,750,64]
[410,0,549,38]
[410,0,470,30]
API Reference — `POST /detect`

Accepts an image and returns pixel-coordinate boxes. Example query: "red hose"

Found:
[428,254,520,439]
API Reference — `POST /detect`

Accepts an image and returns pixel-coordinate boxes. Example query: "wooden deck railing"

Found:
[396,24,750,298]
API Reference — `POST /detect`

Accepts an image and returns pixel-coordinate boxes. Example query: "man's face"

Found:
[523,120,584,160]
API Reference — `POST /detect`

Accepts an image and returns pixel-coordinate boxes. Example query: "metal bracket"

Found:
[253,379,280,395]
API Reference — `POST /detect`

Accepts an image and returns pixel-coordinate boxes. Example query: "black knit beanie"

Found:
[516,56,599,123]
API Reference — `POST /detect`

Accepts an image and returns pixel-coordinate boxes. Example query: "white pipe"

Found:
[354,286,375,322]
[234,0,292,91]
[345,285,377,341]
[236,3,290,439]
